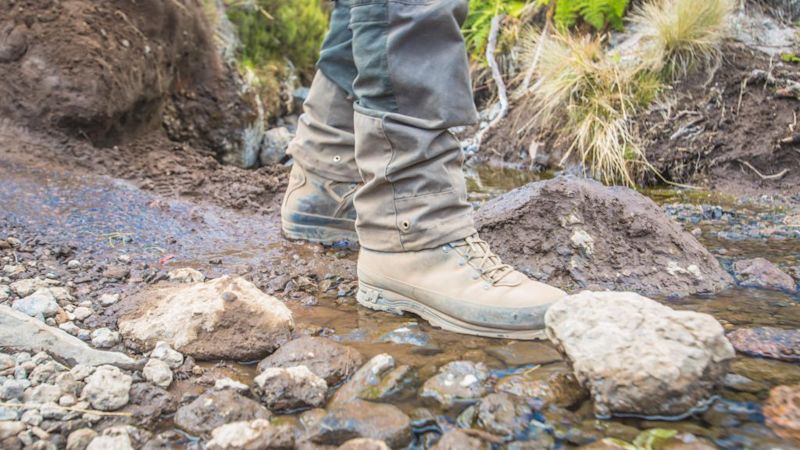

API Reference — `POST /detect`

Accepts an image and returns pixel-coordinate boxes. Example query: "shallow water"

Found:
[2,160,799,449]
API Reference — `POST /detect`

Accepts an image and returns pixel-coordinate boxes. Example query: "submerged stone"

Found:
[727,327,800,362]
[764,384,800,444]
[421,361,488,409]
[546,291,735,418]
[496,367,587,409]
[309,399,411,448]
[732,258,797,293]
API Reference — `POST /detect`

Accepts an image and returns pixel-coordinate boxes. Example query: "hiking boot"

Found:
[356,234,567,339]
[281,164,360,245]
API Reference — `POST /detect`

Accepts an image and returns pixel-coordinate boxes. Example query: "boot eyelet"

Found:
[401,220,411,231]
[472,271,480,280]
[442,245,450,253]
[458,258,466,266]
[333,155,342,163]
[483,283,491,290]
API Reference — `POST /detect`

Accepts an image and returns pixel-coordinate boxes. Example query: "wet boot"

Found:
[356,235,567,339]
[282,71,360,245]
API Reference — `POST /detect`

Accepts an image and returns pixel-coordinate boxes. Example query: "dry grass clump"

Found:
[530,32,661,185]
[630,0,735,80]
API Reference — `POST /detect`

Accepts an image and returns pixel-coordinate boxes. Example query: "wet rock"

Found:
[731,357,800,385]
[431,430,488,450]
[90,328,120,349]
[12,289,59,319]
[119,276,294,360]
[545,291,735,418]
[252,366,327,411]
[81,365,132,411]
[496,368,587,408]
[421,361,488,409]
[257,337,362,386]
[167,268,205,283]
[174,389,271,436]
[125,383,177,427]
[67,428,97,450]
[727,327,800,362]
[476,392,532,438]
[309,399,411,448]
[150,341,184,369]
[475,177,733,297]
[358,365,417,403]
[259,127,293,165]
[330,354,395,406]
[377,323,431,348]
[142,359,173,388]
[0,306,137,369]
[764,384,800,444]
[337,438,391,450]
[215,377,249,393]
[732,258,797,292]
[207,420,294,450]
[485,342,563,366]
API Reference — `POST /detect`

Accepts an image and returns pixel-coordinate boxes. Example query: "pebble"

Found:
[90,328,120,349]
[143,359,173,388]
[0,420,26,440]
[214,377,249,393]
[72,307,93,322]
[252,366,327,411]
[99,293,120,307]
[66,260,81,269]
[1,379,26,400]
[420,361,488,409]
[67,428,97,450]
[81,365,132,411]
[150,342,183,369]
[167,268,205,283]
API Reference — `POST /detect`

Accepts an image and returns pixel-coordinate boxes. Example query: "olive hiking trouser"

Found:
[287,0,479,251]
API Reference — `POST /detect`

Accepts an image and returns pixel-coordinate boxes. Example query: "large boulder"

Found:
[545,291,735,418]
[476,177,732,297]
[118,276,293,360]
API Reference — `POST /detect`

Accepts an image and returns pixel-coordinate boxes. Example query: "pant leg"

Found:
[287,0,359,182]
[349,0,479,252]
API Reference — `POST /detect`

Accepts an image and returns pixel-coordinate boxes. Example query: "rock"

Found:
[0,421,25,440]
[67,429,97,450]
[87,434,133,450]
[764,384,800,444]
[485,341,563,366]
[1,380,25,400]
[731,357,800,385]
[72,307,94,322]
[207,420,294,450]
[0,406,18,421]
[727,327,800,362]
[10,278,56,297]
[337,438,391,450]
[259,127,293,165]
[0,285,9,301]
[215,377,249,393]
[0,353,15,370]
[99,294,120,307]
[0,306,136,368]
[167,268,205,283]
[421,361,488,409]
[143,359,173,388]
[496,368,587,408]
[174,389,271,436]
[125,383,177,427]
[252,366,327,411]
[91,328,120,348]
[257,337,363,386]
[357,365,417,403]
[431,430,488,450]
[102,266,129,281]
[12,289,59,319]
[119,276,293,360]
[23,383,62,403]
[330,354,396,406]
[545,291,735,418]
[310,399,411,448]
[732,258,797,292]
[377,323,431,347]
[150,342,184,369]
[475,177,733,297]
[81,365,132,411]
[477,393,533,438]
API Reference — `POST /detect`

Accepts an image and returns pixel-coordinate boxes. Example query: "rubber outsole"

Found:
[356,280,547,340]
[281,219,359,246]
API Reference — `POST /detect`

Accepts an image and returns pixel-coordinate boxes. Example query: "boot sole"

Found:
[282,218,359,246]
[356,280,546,340]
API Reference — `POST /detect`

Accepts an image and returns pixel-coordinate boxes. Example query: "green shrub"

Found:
[224,0,329,81]
[463,0,531,62]
[540,0,631,31]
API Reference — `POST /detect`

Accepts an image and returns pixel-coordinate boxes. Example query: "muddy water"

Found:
[2,159,800,449]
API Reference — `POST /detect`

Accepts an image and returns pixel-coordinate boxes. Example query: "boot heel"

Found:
[356,282,405,316]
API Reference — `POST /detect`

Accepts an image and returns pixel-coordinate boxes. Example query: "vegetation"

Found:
[541,0,631,31]
[463,0,531,62]
[630,0,734,79]
[224,0,329,81]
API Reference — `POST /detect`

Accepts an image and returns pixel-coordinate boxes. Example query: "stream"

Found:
[1,158,799,449]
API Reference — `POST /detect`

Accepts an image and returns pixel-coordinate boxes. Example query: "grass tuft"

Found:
[630,0,735,80]
[530,32,661,185]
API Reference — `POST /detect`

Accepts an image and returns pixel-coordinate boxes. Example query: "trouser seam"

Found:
[377,115,405,251]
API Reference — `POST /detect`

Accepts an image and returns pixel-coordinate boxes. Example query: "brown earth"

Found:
[476,176,734,298]
[0,0,263,167]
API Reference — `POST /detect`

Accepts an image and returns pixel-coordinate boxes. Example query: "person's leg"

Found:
[348,0,567,338]
[282,0,360,244]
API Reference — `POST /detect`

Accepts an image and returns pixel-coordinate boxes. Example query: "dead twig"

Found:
[470,14,508,153]
[0,402,133,417]
[736,159,789,180]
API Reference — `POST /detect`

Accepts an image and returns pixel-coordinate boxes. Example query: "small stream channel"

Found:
[1,159,799,449]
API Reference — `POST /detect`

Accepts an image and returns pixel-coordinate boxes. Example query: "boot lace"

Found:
[451,234,514,285]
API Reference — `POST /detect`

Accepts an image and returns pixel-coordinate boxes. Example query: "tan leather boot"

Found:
[281,164,359,245]
[356,234,567,339]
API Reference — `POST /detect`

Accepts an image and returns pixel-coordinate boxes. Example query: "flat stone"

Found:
[81,365,132,411]
[309,399,411,448]
[12,289,59,318]
[727,327,800,362]
[0,306,137,369]
[174,389,271,436]
[420,361,488,409]
[732,258,797,292]
[545,291,735,418]
[252,366,327,411]
[257,337,362,386]
[207,420,294,450]
[119,276,293,360]
[485,342,563,366]
[764,384,800,444]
